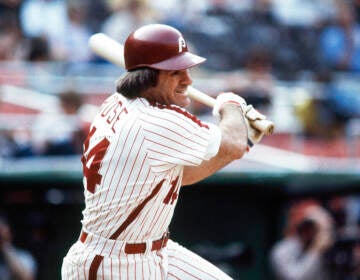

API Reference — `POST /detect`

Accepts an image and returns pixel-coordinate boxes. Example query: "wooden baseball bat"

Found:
[88,33,275,135]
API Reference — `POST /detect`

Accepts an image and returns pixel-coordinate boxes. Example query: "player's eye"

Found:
[170,70,180,76]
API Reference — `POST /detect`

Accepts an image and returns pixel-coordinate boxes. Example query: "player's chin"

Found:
[174,93,191,108]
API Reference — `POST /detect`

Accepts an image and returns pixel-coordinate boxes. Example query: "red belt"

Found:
[79,231,169,254]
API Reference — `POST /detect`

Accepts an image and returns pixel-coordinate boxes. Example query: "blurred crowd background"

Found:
[0,0,360,279]
[1,0,360,157]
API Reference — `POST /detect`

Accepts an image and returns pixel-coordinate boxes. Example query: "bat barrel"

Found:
[88,33,125,67]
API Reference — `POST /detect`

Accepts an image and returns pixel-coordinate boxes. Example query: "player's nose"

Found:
[181,69,193,85]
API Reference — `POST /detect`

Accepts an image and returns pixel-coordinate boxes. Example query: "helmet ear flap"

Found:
[124,24,206,71]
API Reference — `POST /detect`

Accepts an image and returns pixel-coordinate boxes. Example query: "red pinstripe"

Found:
[141,259,144,279]
[145,137,205,160]
[168,272,181,279]
[76,262,80,280]
[167,246,227,280]
[119,257,122,280]
[101,258,105,280]
[143,119,209,145]
[149,103,209,129]
[144,119,193,139]
[144,133,206,156]
[110,258,113,280]
[126,255,130,279]
[147,113,209,139]
[134,255,137,280]
[147,151,200,165]
[169,263,202,280]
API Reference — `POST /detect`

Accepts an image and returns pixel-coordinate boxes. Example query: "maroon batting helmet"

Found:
[124,24,206,71]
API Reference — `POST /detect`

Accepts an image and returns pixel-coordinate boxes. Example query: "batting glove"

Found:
[212,92,247,119]
[245,117,265,148]
[244,105,266,148]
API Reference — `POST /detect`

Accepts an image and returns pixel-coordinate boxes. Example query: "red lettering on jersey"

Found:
[163,176,179,205]
[100,100,128,133]
[154,103,209,129]
[100,100,117,117]
[81,126,110,193]
[110,107,128,133]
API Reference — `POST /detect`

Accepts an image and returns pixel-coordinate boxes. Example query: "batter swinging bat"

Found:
[88,33,274,135]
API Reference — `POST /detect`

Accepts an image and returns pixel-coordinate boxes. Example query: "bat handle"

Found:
[186,86,274,135]
[186,86,215,107]
[252,119,274,135]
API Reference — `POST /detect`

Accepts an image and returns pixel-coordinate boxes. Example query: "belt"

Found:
[79,231,169,254]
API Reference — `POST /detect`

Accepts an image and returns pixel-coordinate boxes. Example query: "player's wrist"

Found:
[213,92,247,119]
[219,102,244,116]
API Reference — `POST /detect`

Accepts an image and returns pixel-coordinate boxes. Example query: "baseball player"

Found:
[61,24,259,279]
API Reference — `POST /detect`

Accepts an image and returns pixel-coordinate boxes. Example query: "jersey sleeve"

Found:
[141,106,221,173]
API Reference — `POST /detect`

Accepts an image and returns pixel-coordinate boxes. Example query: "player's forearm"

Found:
[217,104,248,159]
[182,155,232,185]
[182,105,247,186]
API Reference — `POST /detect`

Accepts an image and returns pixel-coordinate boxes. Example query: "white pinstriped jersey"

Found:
[62,93,233,280]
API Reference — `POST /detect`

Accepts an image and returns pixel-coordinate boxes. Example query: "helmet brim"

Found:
[148,52,206,70]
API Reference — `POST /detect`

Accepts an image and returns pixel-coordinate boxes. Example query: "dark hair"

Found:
[116,68,159,99]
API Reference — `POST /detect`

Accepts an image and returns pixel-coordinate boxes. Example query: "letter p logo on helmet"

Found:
[178,37,186,53]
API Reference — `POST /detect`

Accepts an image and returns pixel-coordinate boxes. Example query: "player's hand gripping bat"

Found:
[88,33,275,136]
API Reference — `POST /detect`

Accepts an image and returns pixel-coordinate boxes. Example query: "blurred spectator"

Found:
[190,46,275,116]
[0,0,23,35]
[271,0,338,28]
[179,0,244,71]
[0,129,34,158]
[20,0,92,63]
[84,0,111,33]
[325,78,360,135]
[229,47,274,113]
[26,36,51,61]
[354,0,360,23]
[20,0,67,52]
[101,0,158,44]
[55,0,93,63]
[0,213,37,280]
[319,2,360,72]
[154,0,205,31]
[0,8,26,61]
[295,69,348,139]
[270,199,334,280]
[25,211,55,280]
[324,196,360,279]
[31,90,88,156]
